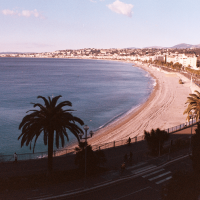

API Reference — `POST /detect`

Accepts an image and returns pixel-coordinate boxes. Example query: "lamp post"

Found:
[78,125,94,188]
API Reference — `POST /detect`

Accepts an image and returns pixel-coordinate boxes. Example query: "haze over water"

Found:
[0,58,154,155]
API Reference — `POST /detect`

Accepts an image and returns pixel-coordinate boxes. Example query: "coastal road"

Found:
[58,155,191,200]
[1,155,192,200]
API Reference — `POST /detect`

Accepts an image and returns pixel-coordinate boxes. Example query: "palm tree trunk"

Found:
[48,129,54,174]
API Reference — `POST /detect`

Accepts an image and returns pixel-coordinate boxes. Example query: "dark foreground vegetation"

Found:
[75,142,107,173]
[144,128,170,156]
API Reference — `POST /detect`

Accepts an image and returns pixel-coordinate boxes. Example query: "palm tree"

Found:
[18,95,84,173]
[144,128,169,156]
[183,90,200,121]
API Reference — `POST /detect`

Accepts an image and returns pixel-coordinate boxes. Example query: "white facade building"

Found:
[166,54,197,69]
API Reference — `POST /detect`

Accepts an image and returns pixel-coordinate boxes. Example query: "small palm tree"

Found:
[18,95,84,173]
[144,128,169,156]
[183,90,200,121]
[75,142,106,174]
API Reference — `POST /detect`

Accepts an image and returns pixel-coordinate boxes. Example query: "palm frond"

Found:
[184,90,200,121]
[56,101,72,110]
[37,96,50,108]
[33,103,47,112]
[194,90,200,97]
[51,95,62,107]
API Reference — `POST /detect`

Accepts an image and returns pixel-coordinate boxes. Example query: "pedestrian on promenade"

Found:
[14,152,17,163]
[127,137,131,146]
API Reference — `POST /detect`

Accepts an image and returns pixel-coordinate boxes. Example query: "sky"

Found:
[1,0,200,52]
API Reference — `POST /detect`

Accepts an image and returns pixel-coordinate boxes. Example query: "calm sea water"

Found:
[0,57,154,155]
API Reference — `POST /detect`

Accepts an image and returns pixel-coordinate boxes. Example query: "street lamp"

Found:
[78,125,94,188]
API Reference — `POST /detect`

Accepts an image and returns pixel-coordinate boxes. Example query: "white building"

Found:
[166,54,197,69]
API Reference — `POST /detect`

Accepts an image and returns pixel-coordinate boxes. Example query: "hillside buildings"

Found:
[0,48,199,69]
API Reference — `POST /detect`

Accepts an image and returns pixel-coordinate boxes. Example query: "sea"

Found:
[0,57,154,155]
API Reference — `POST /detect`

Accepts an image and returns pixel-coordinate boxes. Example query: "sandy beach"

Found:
[87,62,198,145]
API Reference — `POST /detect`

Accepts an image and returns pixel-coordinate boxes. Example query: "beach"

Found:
[0,57,154,155]
[87,62,197,145]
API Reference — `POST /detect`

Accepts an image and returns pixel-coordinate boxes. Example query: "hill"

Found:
[127,43,200,49]
[171,43,200,49]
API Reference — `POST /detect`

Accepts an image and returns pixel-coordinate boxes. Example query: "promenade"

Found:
[0,124,196,200]
[0,123,196,178]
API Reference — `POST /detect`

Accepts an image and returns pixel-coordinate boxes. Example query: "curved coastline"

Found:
[65,60,157,150]
[87,61,193,146]
[88,62,159,145]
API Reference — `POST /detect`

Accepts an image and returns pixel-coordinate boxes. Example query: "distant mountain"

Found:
[127,43,200,49]
[144,43,200,49]
[171,43,200,49]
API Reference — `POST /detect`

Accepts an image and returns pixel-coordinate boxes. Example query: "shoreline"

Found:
[87,62,159,145]
[63,60,158,151]
[93,65,156,133]
[91,64,158,137]
[2,57,195,152]
[86,60,195,146]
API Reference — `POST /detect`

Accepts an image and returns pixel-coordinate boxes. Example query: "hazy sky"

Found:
[1,0,200,52]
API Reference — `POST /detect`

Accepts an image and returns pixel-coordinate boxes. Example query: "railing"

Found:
[165,118,198,133]
[92,135,144,151]
[0,135,144,162]
[0,118,196,163]
[0,151,48,162]
[105,133,191,168]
